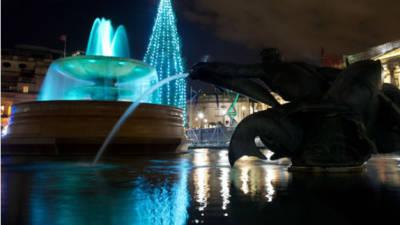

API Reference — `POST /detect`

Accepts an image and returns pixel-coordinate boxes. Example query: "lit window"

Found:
[23,86,29,93]
[1,105,4,115]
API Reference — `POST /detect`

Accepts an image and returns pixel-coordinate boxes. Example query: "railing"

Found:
[186,127,267,149]
[186,127,234,148]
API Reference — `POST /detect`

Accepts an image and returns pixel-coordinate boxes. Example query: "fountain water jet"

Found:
[93,73,188,164]
[86,18,131,58]
[2,18,187,156]
[38,17,160,103]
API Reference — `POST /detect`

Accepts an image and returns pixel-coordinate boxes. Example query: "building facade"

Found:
[187,93,285,129]
[346,40,400,88]
[1,45,63,129]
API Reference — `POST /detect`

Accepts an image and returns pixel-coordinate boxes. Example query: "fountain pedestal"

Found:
[2,101,188,155]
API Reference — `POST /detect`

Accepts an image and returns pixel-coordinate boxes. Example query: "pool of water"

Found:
[2,149,400,225]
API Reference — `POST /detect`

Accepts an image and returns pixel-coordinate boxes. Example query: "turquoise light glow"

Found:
[38,18,159,103]
[28,161,189,225]
[130,159,189,225]
[86,18,130,58]
[227,93,239,120]
[143,0,187,110]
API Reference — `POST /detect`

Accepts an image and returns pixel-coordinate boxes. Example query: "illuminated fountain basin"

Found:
[2,101,186,155]
[2,18,187,155]
[38,17,160,103]
[2,64,183,155]
[40,55,159,102]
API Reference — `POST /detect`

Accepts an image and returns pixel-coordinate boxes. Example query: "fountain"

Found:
[39,18,160,103]
[2,18,188,156]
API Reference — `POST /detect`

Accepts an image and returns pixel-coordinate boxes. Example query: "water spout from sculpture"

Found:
[92,73,188,165]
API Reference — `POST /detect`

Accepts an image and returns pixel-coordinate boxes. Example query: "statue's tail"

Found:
[228,109,302,166]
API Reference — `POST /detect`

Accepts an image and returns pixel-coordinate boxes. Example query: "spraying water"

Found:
[86,17,130,58]
[92,73,188,165]
[38,17,160,103]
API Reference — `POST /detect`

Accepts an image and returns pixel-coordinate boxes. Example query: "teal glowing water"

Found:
[86,17,130,58]
[3,153,400,225]
[38,56,159,102]
[93,73,188,165]
[38,18,160,103]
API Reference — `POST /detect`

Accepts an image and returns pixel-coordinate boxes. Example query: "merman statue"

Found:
[189,48,400,170]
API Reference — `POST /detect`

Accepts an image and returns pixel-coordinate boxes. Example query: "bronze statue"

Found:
[189,48,400,168]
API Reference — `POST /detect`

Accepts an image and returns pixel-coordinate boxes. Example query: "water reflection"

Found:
[265,168,275,202]
[189,148,290,216]
[3,152,400,225]
[2,158,189,225]
[192,149,210,212]
[372,155,400,187]
[130,159,189,225]
[219,151,231,211]
[239,166,250,195]
[231,158,290,203]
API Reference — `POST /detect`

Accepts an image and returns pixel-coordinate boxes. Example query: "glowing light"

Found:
[218,151,231,210]
[193,149,210,212]
[1,125,8,137]
[265,150,274,161]
[227,93,239,120]
[220,168,230,210]
[143,0,186,112]
[235,155,261,166]
[27,159,189,225]
[240,166,250,194]
[130,159,189,225]
[86,18,130,58]
[198,112,204,119]
[38,57,159,102]
[265,168,276,202]
[194,167,209,211]
[38,18,160,103]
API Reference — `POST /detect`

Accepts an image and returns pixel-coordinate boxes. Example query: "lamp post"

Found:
[198,112,204,143]
[198,112,204,128]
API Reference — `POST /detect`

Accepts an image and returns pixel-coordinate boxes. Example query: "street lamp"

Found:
[198,112,204,119]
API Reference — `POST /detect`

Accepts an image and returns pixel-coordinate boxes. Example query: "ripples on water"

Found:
[2,150,400,225]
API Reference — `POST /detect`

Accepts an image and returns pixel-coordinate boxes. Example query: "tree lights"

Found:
[143,0,186,111]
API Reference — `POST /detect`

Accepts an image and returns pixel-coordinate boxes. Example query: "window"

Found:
[1,105,4,115]
[2,62,11,67]
[19,63,27,69]
[23,86,29,93]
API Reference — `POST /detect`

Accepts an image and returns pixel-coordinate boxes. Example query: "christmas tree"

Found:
[144,0,186,111]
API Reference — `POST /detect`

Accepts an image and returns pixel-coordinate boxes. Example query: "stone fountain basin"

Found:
[53,56,156,83]
[2,101,188,155]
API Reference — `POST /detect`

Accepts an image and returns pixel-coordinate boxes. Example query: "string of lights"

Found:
[143,0,187,116]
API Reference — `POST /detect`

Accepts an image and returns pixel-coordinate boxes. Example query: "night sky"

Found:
[3,0,400,66]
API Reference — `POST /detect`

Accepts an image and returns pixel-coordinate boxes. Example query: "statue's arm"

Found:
[190,62,266,79]
[189,62,280,107]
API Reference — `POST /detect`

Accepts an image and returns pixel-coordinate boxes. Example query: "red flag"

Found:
[59,35,67,42]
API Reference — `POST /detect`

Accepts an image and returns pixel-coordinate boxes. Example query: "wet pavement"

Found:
[2,149,400,225]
